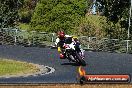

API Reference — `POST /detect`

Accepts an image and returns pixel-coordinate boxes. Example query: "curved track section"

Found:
[0,45,132,83]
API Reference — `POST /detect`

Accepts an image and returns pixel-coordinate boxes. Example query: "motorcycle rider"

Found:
[55,31,84,59]
[55,31,67,59]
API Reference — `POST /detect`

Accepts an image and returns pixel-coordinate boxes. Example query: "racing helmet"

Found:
[73,36,78,41]
[58,31,65,39]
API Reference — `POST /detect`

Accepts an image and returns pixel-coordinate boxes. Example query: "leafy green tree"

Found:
[0,0,24,28]
[96,0,130,23]
[18,0,37,23]
[30,0,89,34]
[96,0,132,39]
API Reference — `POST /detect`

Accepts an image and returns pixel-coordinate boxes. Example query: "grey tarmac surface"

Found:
[0,45,132,83]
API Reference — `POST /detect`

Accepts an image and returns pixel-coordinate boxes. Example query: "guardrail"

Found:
[0,28,57,47]
[0,28,132,53]
[79,36,132,53]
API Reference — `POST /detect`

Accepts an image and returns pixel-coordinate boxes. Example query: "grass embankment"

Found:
[0,59,39,76]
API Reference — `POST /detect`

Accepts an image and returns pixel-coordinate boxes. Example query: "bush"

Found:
[30,0,89,34]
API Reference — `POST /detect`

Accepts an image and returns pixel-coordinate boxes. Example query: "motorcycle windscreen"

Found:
[65,37,72,44]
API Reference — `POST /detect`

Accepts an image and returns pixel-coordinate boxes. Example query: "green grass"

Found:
[0,59,39,76]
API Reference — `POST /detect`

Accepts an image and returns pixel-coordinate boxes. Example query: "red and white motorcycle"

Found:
[63,37,86,66]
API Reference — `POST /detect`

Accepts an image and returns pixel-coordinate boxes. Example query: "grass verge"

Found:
[0,59,39,76]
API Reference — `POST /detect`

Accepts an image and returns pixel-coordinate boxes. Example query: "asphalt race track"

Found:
[0,45,132,83]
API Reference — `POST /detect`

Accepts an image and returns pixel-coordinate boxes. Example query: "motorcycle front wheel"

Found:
[75,52,86,66]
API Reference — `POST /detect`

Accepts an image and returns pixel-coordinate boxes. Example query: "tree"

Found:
[96,0,130,24]
[0,0,24,28]
[30,0,89,34]
[96,0,132,39]
[18,0,38,23]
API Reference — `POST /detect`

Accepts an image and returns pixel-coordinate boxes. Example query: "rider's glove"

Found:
[58,47,61,52]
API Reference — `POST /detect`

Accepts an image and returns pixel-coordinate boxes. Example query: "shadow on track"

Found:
[61,62,81,66]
